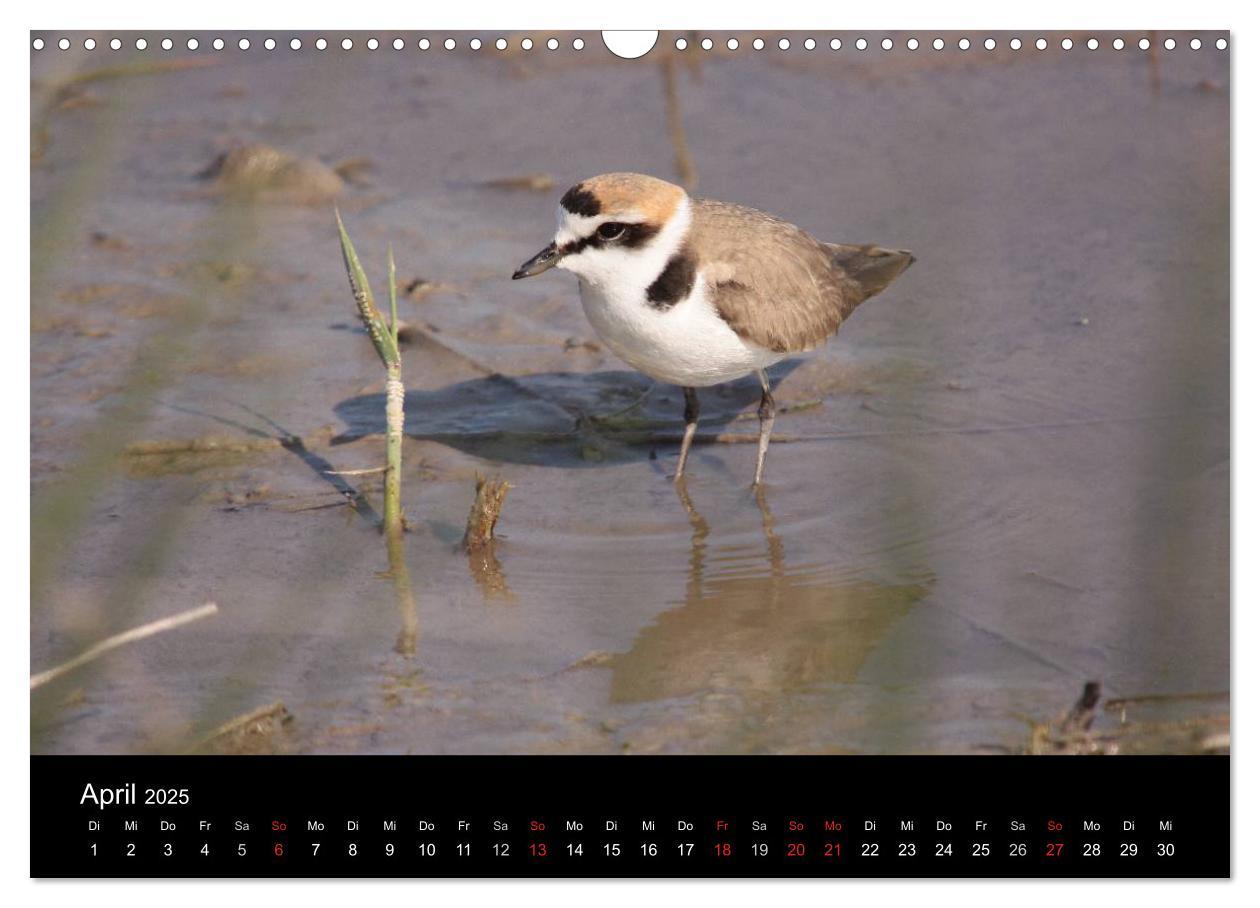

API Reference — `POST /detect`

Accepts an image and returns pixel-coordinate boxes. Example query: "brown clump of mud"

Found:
[199,143,344,204]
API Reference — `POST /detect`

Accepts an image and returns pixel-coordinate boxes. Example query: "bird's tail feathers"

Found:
[827,243,915,301]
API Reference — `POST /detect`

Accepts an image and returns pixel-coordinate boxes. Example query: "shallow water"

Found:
[31,32,1229,754]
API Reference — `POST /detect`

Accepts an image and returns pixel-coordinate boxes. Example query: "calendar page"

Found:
[28,24,1230,880]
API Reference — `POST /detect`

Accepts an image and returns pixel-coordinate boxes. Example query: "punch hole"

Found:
[521,38,533,50]
[1164,38,1175,50]
[547,38,559,50]
[906,38,919,50]
[932,38,944,51]
[315,38,326,51]
[1138,37,1150,50]
[753,38,765,50]
[84,38,97,50]
[291,38,302,51]
[112,38,123,50]
[880,38,892,50]
[32,37,44,50]
[1036,38,1047,50]
[392,38,404,50]
[1216,38,1227,50]
[237,38,248,50]
[1190,38,1202,50]
[1061,38,1073,50]
[444,38,455,51]
[1113,38,1125,50]
[186,38,198,50]
[779,38,791,50]
[984,38,996,50]
[957,38,970,50]
[58,37,69,50]
[701,38,713,51]
[367,38,379,50]
[675,37,687,50]
[804,38,816,50]
[727,38,739,51]
[573,38,585,50]
[419,38,431,50]
[1009,38,1021,50]
[830,38,841,50]
[341,38,352,50]
[470,38,482,50]
[856,38,868,50]
[600,31,653,58]
[495,38,506,50]
[1087,38,1099,50]
[137,38,149,50]
[263,38,275,50]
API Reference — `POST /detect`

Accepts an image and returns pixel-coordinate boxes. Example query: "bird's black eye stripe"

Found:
[618,222,661,248]
[558,222,662,257]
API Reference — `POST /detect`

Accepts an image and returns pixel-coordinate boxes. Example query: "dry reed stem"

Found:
[324,466,388,476]
[31,602,219,689]
[661,57,698,192]
[385,523,418,656]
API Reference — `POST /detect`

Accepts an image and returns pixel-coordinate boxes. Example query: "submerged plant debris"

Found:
[1026,684,1228,755]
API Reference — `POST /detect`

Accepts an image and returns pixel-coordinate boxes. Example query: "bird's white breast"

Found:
[578,274,783,387]
[556,194,783,387]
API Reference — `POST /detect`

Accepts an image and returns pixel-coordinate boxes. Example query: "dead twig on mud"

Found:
[463,474,512,551]
[648,432,805,445]
[733,399,822,420]
[1058,681,1102,734]
[189,700,291,753]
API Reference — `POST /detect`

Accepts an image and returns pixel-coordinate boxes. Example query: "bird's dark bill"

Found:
[512,243,559,279]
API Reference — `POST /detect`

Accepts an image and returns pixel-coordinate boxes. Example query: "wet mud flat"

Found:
[31,33,1228,754]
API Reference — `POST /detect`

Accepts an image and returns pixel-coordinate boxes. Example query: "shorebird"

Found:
[512,172,914,485]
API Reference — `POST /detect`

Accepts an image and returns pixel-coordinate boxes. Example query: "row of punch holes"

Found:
[32,34,1229,53]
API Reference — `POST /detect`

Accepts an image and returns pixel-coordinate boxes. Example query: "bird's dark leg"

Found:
[753,369,776,486]
[674,387,699,482]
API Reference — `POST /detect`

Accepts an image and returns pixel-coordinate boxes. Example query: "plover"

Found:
[513,172,914,485]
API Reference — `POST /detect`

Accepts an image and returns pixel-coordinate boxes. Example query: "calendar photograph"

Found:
[31,29,1229,767]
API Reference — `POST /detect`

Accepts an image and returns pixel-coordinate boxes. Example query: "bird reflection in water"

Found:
[609,481,927,704]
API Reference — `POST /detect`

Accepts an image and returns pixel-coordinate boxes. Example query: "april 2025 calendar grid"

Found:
[33,756,1229,877]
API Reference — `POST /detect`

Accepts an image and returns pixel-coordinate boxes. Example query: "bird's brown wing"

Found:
[690,198,913,354]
